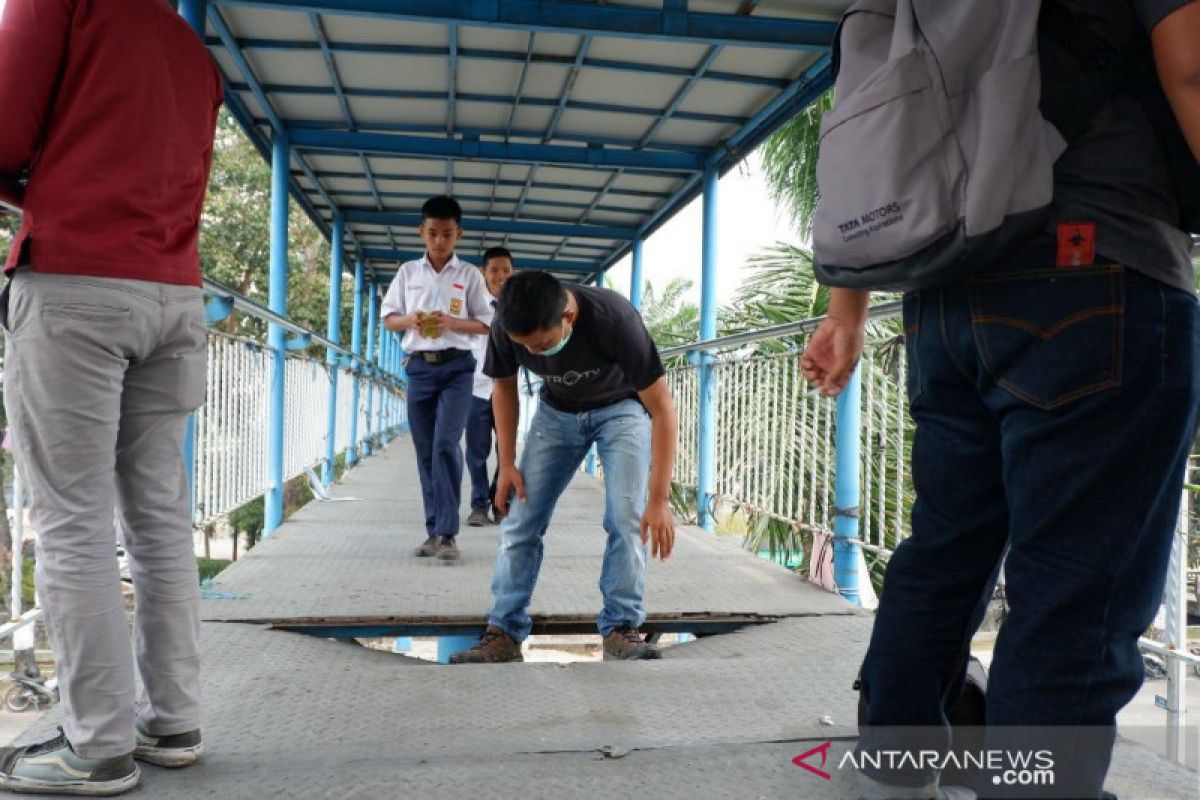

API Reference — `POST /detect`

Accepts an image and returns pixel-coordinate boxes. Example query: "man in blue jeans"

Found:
[464,247,514,527]
[381,196,494,563]
[450,271,678,663]
[803,2,1200,797]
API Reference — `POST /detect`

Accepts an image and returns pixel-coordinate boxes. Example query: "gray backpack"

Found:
[812,0,1066,290]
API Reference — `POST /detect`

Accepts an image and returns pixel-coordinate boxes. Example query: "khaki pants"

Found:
[3,268,206,758]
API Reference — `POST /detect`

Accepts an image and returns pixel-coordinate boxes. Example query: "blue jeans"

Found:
[488,399,652,640]
[405,354,475,538]
[465,395,498,512]
[857,249,1200,797]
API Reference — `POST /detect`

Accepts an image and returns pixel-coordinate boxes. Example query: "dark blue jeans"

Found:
[858,252,1200,798]
[405,353,475,538]
[465,395,498,512]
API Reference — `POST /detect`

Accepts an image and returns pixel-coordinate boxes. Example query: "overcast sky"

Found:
[605,150,803,308]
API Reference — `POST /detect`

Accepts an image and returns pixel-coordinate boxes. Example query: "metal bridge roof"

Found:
[200,1,843,282]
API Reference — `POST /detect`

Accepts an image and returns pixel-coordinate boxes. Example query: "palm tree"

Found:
[760,91,832,242]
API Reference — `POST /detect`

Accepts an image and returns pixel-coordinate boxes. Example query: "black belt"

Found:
[412,348,469,364]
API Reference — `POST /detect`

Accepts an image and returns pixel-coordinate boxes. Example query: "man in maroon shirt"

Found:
[0,1,221,794]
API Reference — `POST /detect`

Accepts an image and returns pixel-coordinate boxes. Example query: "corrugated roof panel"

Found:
[220,6,312,40]
[586,37,710,70]
[319,17,450,47]
[346,98,446,127]
[680,80,776,121]
[337,54,446,92]
[210,1,838,277]
[572,70,685,109]
[711,47,815,81]
[555,110,655,144]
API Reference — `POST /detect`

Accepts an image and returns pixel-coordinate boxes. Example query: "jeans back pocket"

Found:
[967,265,1124,410]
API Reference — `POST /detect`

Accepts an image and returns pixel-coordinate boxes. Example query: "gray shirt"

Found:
[1048,0,1196,295]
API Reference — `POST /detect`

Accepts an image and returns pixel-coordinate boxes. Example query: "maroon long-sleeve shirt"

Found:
[0,0,223,286]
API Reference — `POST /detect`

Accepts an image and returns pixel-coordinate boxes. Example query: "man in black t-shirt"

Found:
[449,271,678,663]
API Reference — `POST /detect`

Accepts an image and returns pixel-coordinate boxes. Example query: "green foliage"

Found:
[200,111,355,352]
[760,91,833,241]
[197,558,231,582]
[640,278,700,349]
[228,496,265,551]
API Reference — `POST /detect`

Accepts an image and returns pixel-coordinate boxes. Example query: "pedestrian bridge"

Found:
[18,437,1196,798]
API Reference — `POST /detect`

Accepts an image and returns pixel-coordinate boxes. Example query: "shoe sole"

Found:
[448,654,523,664]
[602,647,662,661]
[133,742,204,768]
[0,766,140,796]
[437,555,461,563]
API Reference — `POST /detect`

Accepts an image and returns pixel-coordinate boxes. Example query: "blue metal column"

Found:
[178,0,207,34]
[264,133,290,536]
[347,258,365,466]
[630,237,644,312]
[833,369,863,604]
[179,0,207,522]
[697,165,719,531]
[363,283,378,457]
[323,216,345,486]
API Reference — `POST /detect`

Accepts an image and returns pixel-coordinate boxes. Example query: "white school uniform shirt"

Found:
[379,254,494,354]
[470,293,499,400]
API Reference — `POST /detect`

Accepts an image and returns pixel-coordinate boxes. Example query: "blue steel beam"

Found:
[275,118,705,154]
[363,285,378,458]
[309,13,353,128]
[321,187,640,216]
[347,258,366,466]
[265,132,291,536]
[356,234,615,254]
[507,35,591,250]
[323,215,345,486]
[306,169,674,200]
[342,210,635,240]
[286,129,703,173]
[209,37,790,88]
[697,164,718,532]
[362,249,598,273]
[487,32,536,226]
[231,83,747,127]
[215,1,836,49]
[446,26,458,194]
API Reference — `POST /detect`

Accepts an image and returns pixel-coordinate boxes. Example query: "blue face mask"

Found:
[540,322,572,357]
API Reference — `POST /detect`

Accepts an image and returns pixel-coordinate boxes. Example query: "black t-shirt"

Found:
[1048,0,1196,295]
[484,284,666,413]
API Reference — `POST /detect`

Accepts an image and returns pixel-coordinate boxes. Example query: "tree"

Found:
[760,91,833,243]
[640,278,700,350]
[201,111,355,348]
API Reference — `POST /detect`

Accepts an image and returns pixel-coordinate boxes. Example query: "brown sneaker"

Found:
[467,508,489,527]
[414,536,440,557]
[436,536,460,563]
[448,626,523,664]
[602,626,661,661]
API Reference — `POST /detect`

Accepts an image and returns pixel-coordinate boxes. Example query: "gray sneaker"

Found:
[602,626,661,661]
[0,728,139,796]
[133,728,203,768]
[436,536,461,563]
[466,508,490,527]
[414,536,440,557]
